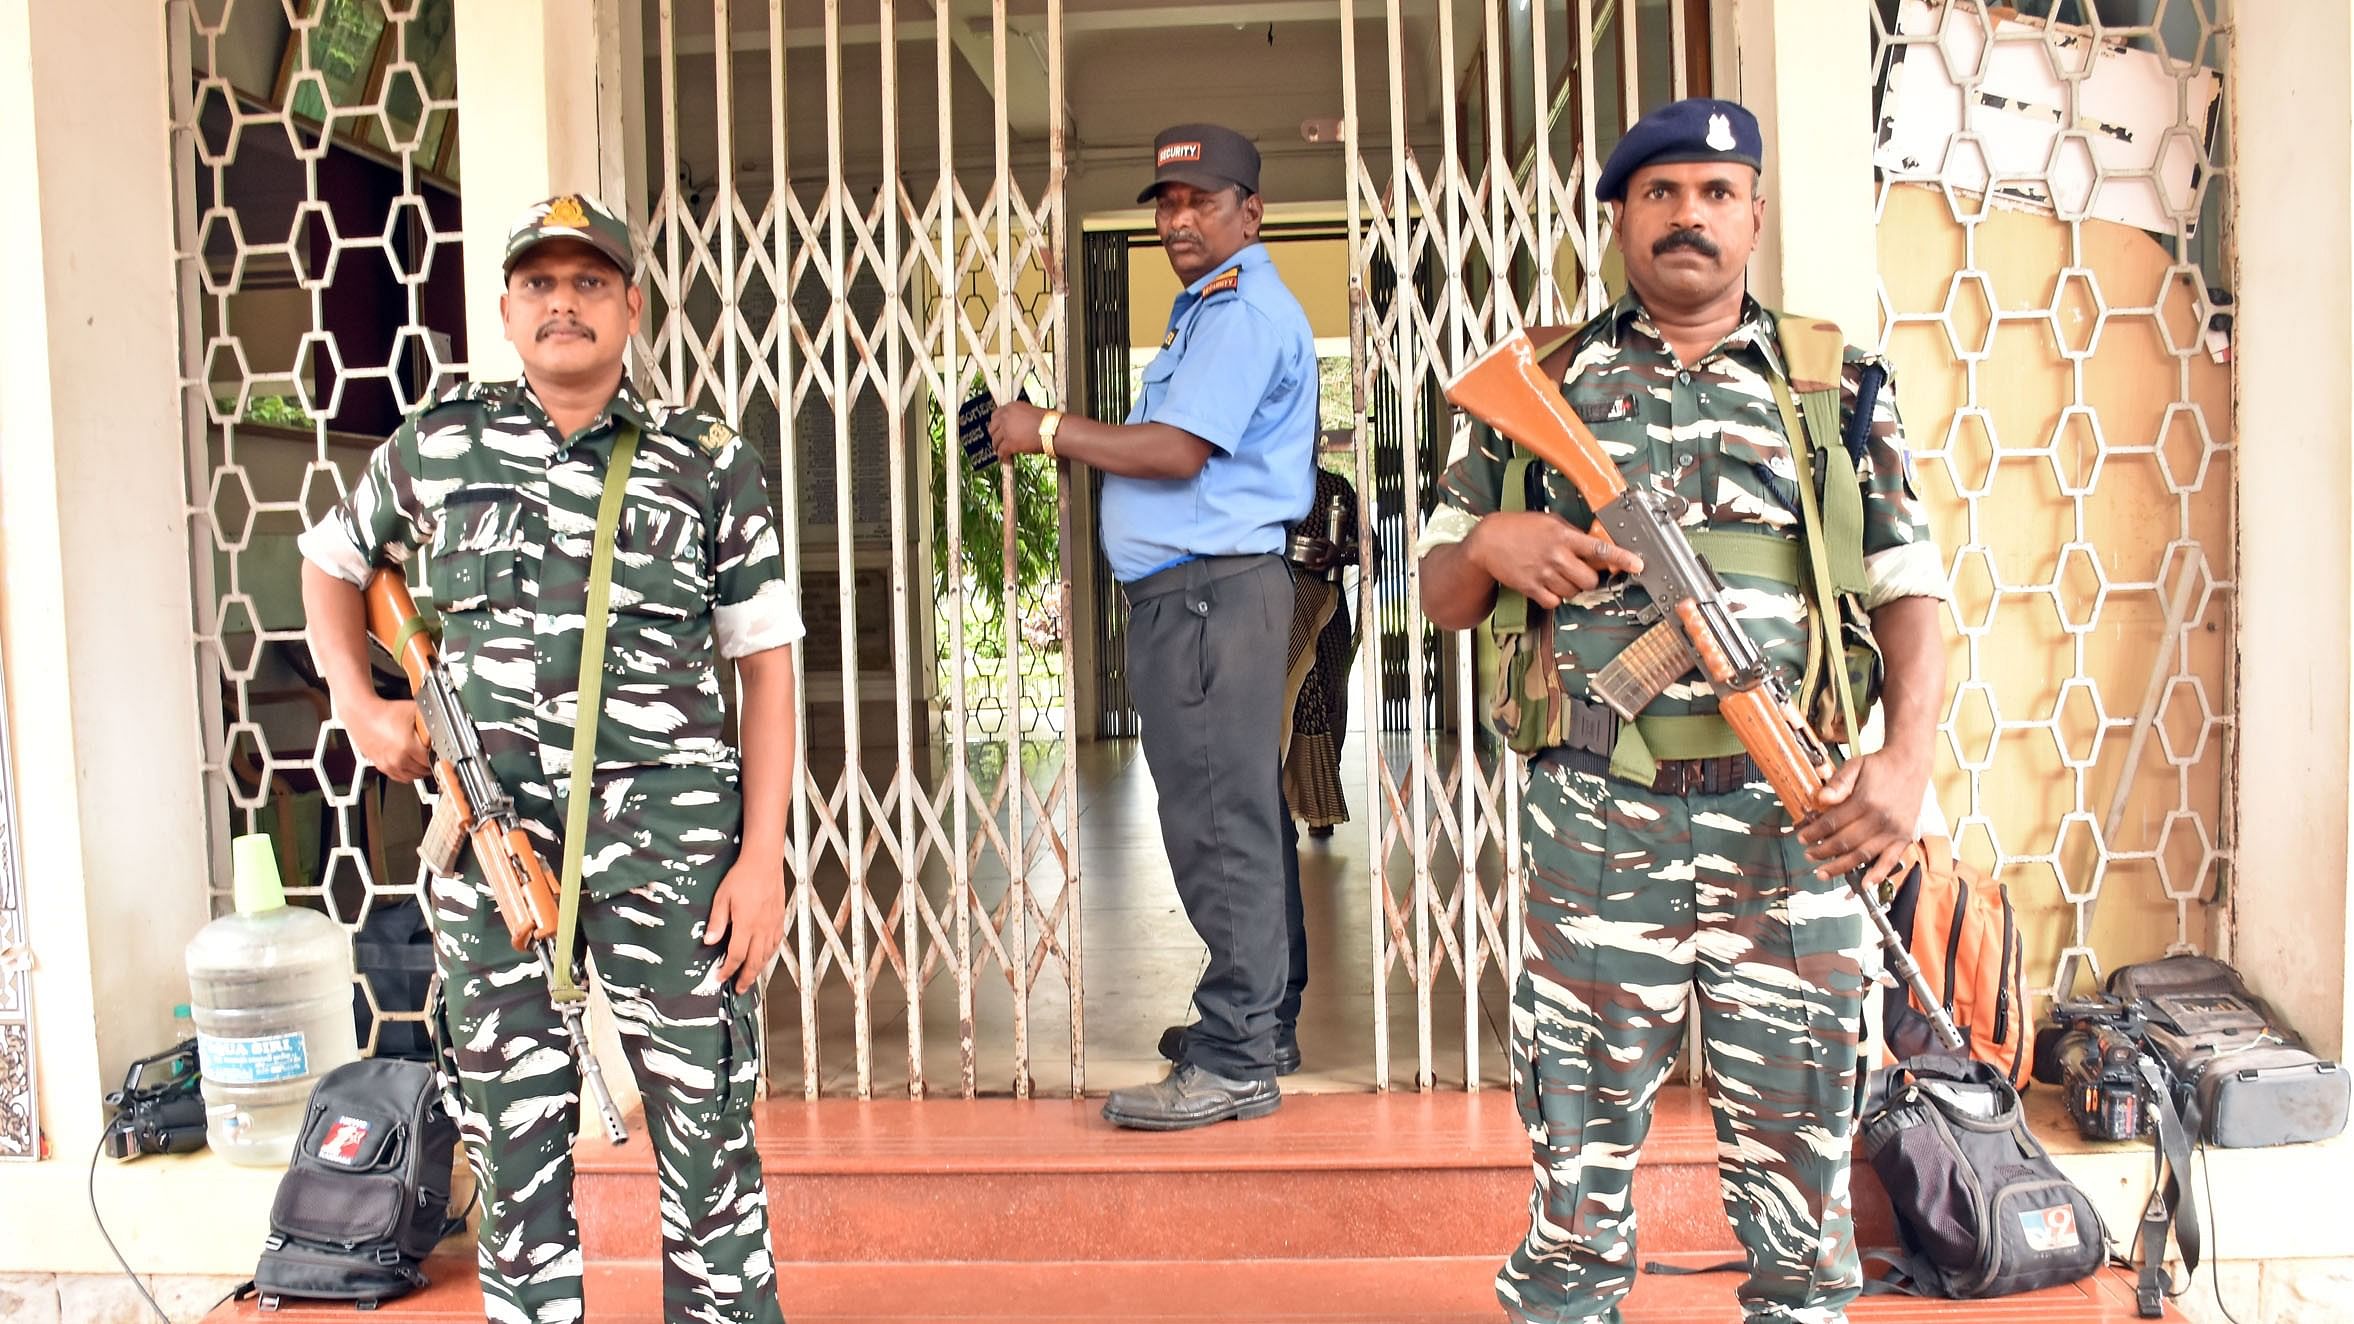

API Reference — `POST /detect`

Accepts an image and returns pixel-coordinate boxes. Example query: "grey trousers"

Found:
[1124,554,1295,1081]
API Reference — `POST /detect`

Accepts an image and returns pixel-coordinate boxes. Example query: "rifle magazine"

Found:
[420,799,466,876]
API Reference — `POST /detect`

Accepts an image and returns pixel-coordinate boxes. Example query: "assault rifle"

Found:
[1445,331,1965,1053]
[363,566,631,1143]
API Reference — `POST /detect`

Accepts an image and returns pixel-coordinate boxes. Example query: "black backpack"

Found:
[351,898,437,1061]
[1859,1056,2108,1300]
[244,1058,463,1310]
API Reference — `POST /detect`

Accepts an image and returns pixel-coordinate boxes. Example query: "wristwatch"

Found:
[1038,408,1064,459]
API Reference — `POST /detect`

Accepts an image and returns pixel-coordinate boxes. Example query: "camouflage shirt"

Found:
[299,376,802,786]
[1421,293,1945,717]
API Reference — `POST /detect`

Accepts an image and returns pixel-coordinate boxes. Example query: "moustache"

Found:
[536,320,595,342]
[1653,229,1720,259]
[1166,231,1202,248]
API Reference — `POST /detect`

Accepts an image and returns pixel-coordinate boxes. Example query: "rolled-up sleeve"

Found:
[707,434,803,658]
[1143,299,1281,454]
[1413,422,1511,558]
[1853,363,1947,610]
[296,423,425,586]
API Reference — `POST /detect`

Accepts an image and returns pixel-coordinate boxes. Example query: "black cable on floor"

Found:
[2197,1143,2246,1324]
[87,1128,174,1324]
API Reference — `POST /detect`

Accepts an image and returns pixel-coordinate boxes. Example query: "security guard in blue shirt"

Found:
[991,122,1314,1129]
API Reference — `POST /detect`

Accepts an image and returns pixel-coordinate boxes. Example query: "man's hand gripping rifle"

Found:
[363,567,631,1143]
[1444,332,1964,1053]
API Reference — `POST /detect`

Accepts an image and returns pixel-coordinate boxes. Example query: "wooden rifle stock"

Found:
[363,567,561,953]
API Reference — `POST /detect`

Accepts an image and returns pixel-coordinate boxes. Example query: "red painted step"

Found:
[205,1253,2161,1322]
[576,1090,1742,1263]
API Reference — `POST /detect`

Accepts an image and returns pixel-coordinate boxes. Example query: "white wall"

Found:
[0,0,214,1166]
[2228,3,2354,1059]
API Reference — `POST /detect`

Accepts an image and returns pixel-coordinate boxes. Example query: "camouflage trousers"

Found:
[428,763,786,1324]
[1498,753,1873,1324]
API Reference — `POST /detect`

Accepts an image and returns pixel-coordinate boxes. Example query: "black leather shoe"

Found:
[1156,1022,1302,1076]
[1101,1063,1280,1131]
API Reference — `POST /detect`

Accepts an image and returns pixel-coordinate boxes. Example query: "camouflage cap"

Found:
[502,193,636,279]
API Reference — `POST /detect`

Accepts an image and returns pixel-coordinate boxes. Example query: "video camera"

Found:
[102,1038,208,1159]
[2033,994,2164,1142]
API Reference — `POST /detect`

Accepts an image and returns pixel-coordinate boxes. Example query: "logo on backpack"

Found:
[317,1116,371,1165]
[2017,1206,2081,1252]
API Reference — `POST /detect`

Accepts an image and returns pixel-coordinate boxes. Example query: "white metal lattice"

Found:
[171,0,465,1058]
[1869,0,2234,1009]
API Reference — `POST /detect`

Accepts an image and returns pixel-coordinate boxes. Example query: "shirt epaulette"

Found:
[661,405,737,453]
[1199,265,1243,299]
[414,380,506,430]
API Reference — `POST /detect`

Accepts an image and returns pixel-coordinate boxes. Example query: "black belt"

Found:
[1548,747,1762,797]
[1540,694,1762,797]
[1120,553,1282,608]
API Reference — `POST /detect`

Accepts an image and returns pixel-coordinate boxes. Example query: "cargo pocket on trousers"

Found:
[1786,877,1870,1002]
[718,987,763,1121]
[1509,968,1589,1148]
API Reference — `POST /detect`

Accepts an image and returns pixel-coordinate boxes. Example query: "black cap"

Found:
[1596,98,1764,202]
[1138,123,1260,204]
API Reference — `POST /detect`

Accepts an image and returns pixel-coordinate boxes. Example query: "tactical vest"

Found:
[1483,311,1887,774]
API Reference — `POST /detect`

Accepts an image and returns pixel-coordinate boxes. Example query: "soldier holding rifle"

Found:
[1418,99,1949,1324]
[299,193,801,1324]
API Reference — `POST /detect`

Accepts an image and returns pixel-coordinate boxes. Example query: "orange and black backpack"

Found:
[1880,835,2034,1087]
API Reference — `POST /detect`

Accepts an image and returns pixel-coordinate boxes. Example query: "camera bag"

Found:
[2107,954,2349,1148]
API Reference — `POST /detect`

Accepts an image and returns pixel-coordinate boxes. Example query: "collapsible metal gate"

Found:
[176,0,2234,1100]
[1342,0,1711,1089]
[629,2,1078,1099]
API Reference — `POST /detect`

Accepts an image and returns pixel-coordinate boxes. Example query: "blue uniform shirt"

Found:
[1103,242,1316,582]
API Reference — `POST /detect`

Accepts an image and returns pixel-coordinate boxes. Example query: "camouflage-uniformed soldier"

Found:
[299,193,802,1324]
[1418,100,1948,1324]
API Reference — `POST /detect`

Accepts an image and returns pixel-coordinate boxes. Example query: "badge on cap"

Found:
[1157,141,1203,167]
[1705,114,1736,152]
[545,195,590,229]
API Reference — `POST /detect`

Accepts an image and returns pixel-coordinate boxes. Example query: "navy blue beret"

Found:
[1596,98,1763,202]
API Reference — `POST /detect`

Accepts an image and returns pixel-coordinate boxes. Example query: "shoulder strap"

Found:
[2135,1056,2202,1314]
[550,422,641,1004]
[1492,449,1537,636]
[1769,313,1866,750]
[1772,313,1871,596]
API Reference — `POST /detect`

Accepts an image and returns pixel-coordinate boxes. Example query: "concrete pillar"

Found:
[0,0,213,1164]
[1727,0,1879,341]
[451,0,617,377]
[2228,5,2354,1059]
